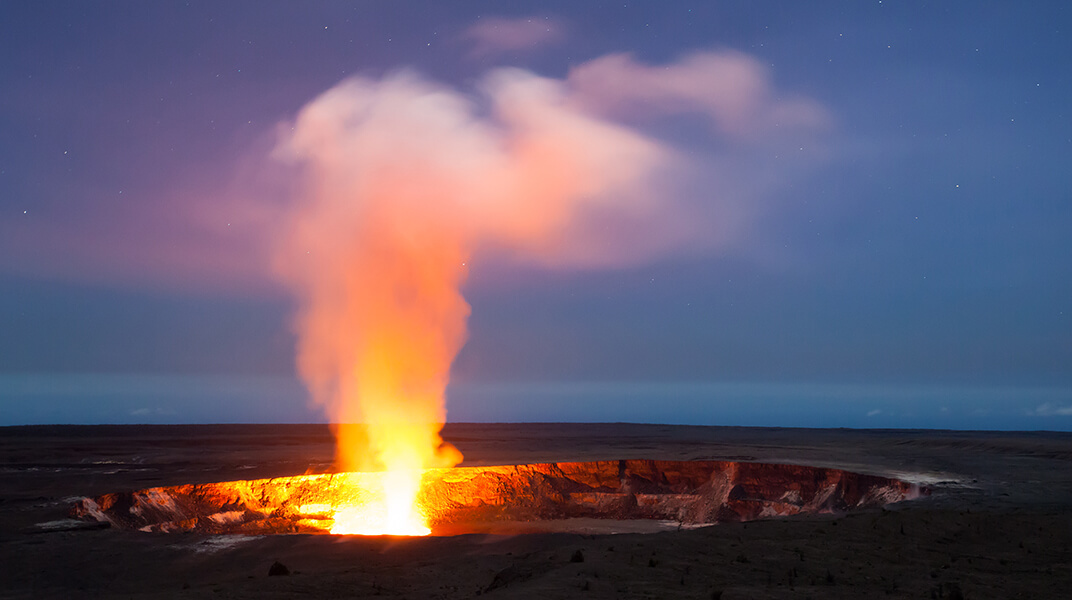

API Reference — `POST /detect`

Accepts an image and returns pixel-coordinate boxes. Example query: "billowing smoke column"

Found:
[272,69,672,533]
[271,54,826,534]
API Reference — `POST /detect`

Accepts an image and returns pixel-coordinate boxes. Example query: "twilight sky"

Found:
[1,1,1070,429]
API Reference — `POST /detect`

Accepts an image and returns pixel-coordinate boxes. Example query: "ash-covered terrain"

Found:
[2,423,1071,598]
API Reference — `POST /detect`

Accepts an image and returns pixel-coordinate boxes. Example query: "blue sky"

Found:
[1,2,1070,429]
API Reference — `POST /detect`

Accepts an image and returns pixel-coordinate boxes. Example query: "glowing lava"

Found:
[330,470,428,536]
[296,470,431,535]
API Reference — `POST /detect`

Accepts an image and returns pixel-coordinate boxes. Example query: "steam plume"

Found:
[272,54,827,480]
[462,16,564,58]
[273,69,672,474]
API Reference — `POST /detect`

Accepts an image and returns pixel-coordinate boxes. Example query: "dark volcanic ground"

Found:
[1,423,1070,599]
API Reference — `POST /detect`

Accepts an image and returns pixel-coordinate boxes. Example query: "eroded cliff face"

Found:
[72,460,922,535]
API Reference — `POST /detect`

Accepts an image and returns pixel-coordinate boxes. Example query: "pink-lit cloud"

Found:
[0,50,831,293]
[0,157,286,295]
[461,16,564,58]
[568,51,832,138]
[272,68,680,278]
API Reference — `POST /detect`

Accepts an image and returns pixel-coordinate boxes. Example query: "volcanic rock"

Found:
[268,561,290,576]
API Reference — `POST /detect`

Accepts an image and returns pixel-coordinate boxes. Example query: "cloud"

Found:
[1031,403,1072,416]
[866,409,882,417]
[0,199,275,294]
[461,16,563,58]
[0,50,831,294]
[568,51,831,138]
[0,143,287,295]
[130,407,176,417]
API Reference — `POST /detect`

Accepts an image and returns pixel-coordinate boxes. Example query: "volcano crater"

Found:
[72,459,923,536]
